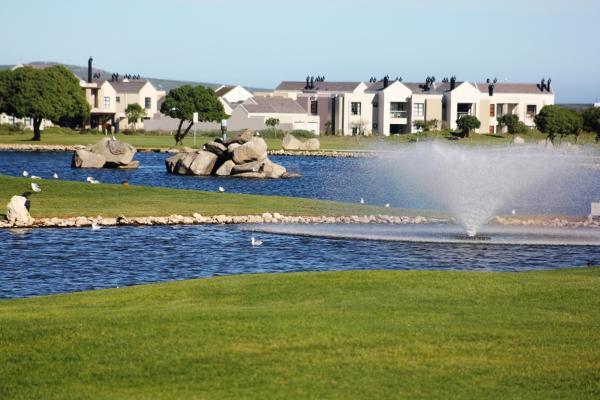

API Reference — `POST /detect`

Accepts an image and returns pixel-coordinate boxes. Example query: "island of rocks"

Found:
[165,129,292,179]
[72,137,139,169]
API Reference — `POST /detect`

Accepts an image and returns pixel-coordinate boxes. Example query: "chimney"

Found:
[450,75,456,90]
[87,57,93,83]
[383,75,389,88]
[546,78,551,92]
[487,77,496,96]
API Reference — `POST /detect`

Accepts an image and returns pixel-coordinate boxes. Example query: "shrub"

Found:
[497,114,528,134]
[456,115,481,137]
[535,105,583,143]
[413,119,438,132]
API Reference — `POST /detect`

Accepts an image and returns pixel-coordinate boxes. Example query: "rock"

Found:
[189,151,218,176]
[225,129,254,145]
[72,149,106,168]
[116,160,140,169]
[204,141,228,157]
[175,152,198,175]
[231,159,265,174]
[282,133,320,151]
[232,138,268,164]
[282,133,302,150]
[6,195,33,224]
[513,136,525,145]
[282,172,302,179]
[234,172,267,179]
[262,158,287,179]
[227,143,241,153]
[165,153,185,174]
[303,138,320,150]
[215,160,236,176]
[91,137,136,165]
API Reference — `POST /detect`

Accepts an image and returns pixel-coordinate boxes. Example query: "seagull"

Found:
[511,209,516,215]
[30,175,42,180]
[90,179,100,184]
[360,197,365,204]
[385,203,390,208]
[86,176,94,183]
[251,236,263,246]
[31,182,42,193]
[91,222,101,230]
[218,186,225,192]
[22,170,29,177]
[53,173,59,179]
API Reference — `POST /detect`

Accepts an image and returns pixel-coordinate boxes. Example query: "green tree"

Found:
[535,105,583,144]
[125,103,146,126]
[160,85,227,145]
[456,115,480,137]
[265,117,280,130]
[413,119,438,132]
[0,70,9,114]
[582,107,600,142]
[2,65,89,141]
[497,114,527,134]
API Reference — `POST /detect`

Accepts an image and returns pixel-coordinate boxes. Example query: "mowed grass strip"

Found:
[0,175,434,219]
[0,269,599,399]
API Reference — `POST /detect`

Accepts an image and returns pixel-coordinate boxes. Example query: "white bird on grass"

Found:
[53,173,59,179]
[30,175,42,180]
[31,182,42,193]
[251,236,263,246]
[22,170,29,177]
[385,203,390,208]
[86,176,100,184]
[218,186,225,192]
[511,209,516,215]
[91,222,101,230]
[360,197,365,204]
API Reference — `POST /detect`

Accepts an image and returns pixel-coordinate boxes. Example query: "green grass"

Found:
[0,175,435,219]
[2,126,596,151]
[1,269,599,399]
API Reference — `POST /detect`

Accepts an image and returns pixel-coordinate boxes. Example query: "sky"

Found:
[1,0,599,103]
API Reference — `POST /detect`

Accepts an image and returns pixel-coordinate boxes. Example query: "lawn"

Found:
[0,268,599,399]
[2,127,596,151]
[0,175,435,219]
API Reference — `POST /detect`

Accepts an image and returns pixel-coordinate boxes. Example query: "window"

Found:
[103,96,110,110]
[351,102,361,115]
[526,104,537,118]
[496,104,504,117]
[390,102,407,118]
[351,126,359,135]
[489,125,494,134]
[489,104,495,117]
[145,97,151,109]
[372,122,378,130]
[310,100,318,115]
[414,103,424,117]
[116,96,120,103]
[373,102,378,108]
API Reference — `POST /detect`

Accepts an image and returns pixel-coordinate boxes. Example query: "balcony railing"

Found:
[390,110,407,118]
[457,112,471,120]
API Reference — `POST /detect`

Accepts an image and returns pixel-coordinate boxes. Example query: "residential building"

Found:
[274,77,555,135]
[215,85,254,115]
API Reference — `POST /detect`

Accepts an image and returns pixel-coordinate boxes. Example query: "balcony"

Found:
[390,110,407,119]
[457,112,471,120]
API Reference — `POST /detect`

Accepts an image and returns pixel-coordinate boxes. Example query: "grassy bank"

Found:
[1,269,599,399]
[0,175,433,219]
[1,126,597,151]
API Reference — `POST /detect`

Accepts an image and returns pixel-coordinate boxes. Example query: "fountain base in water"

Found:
[452,234,491,241]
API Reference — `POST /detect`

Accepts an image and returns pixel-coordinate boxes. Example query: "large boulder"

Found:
[204,141,228,157]
[232,138,268,164]
[91,138,136,165]
[224,129,253,146]
[282,133,320,151]
[72,149,106,168]
[6,195,33,224]
[165,151,218,176]
[262,158,287,179]
[231,159,265,174]
[116,160,140,169]
[215,160,236,176]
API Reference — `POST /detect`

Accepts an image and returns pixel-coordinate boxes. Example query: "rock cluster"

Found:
[5,195,33,225]
[165,129,289,179]
[72,138,139,169]
[282,133,320,151]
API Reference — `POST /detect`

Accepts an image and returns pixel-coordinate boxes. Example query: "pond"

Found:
[2,224,600,298]
[1,150,599,215]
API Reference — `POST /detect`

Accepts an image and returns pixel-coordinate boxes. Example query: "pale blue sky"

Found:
[1,0,599,102]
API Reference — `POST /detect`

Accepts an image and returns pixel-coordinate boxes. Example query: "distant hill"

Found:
[0,62,268,92]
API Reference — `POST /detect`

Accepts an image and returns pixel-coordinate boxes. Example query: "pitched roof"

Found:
[276,81,362,92]
[474,82,553,94]
[107,80,149,94]
[242,97,307,114]
[214,85,234,97]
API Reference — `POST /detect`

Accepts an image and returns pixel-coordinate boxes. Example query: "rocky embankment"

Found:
[0,214,445,229]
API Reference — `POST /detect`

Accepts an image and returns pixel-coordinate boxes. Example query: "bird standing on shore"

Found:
[53,173,59,179]
[86,176,100,184]
[385,203,390,208]
[22,170,29,177]
[30,175,41,180]
[218,186,225,192]
[91,222,101,230]
[360,197,365,204]
[31,182,42,193]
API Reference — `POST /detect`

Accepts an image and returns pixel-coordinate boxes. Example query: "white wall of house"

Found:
[445,82,483,131]
[227,106,320,134]
[221,86,254,103]
[377,81,413,136]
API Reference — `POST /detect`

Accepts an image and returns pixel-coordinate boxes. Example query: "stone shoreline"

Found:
[0,143,372,157]
[2,213,599,230]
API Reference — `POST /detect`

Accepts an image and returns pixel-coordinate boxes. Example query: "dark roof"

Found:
[242,97,307,114]
[107,80,150,93]
[475,82,553,94]
[214,85,234,97]
[276,81,362,92]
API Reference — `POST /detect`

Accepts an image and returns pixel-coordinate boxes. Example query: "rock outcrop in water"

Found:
[282,133,320,151]
[72,138,139,169]
[165,129,291,179]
